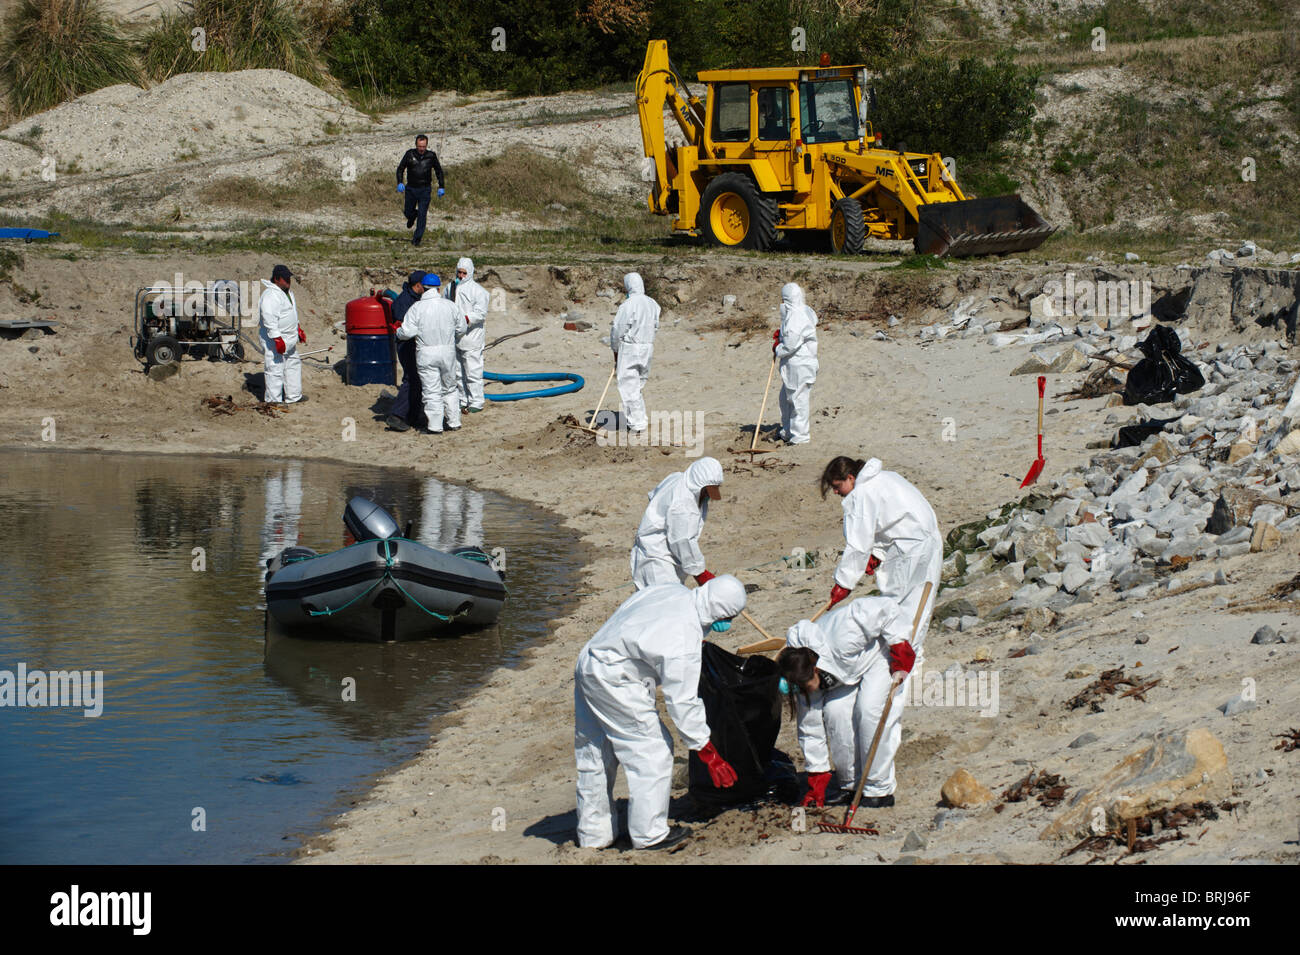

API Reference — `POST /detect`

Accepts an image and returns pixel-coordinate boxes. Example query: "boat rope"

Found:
[304,538,457,621]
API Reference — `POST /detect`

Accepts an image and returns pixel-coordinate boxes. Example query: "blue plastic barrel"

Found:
[346,334,396,386]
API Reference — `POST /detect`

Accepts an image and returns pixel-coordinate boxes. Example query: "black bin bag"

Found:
[687,642,783,807]
[1123,324,1204,406]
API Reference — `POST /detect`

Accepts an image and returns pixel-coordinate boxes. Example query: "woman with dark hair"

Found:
[776,596,913,808]
[818,455,942,682]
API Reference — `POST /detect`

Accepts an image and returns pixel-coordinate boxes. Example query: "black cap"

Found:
[271,264,293,281]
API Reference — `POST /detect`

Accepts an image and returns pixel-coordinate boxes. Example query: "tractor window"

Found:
[798,79,859,144]
[756,87,790,141]
[712,83,750,142]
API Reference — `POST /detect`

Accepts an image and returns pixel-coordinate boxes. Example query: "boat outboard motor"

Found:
[343,496,400,542]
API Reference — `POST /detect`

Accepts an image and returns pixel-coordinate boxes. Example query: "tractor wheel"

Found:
[699,173,777,251]
[829,197,866,255]
[146,335,181,366]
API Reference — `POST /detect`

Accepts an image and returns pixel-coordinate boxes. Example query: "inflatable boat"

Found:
[265,497,507,642]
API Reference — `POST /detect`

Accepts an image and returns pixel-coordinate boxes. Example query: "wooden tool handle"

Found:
[810,598,834,622]
[842,579,934,824]
[736,636,785,655]
[587,366,616,431]
[751,355,778,452]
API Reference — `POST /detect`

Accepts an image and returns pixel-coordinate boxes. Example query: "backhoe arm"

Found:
[636,40,706,214]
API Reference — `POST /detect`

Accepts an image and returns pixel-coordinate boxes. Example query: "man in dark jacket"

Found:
[384,271,437,431]
[396,135,445,247]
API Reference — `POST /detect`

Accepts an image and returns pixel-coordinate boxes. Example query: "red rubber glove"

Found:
[829,584,851,606]
[297,327,307,344]
[802,771,832,807]
[772,328,781,355]
[694,570,716,585]
[889,641,916,676]
[865,554,881,575]
[273,336,286,355]
[697,741,737,788]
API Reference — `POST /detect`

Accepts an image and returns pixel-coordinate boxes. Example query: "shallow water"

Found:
[0,450,580,864]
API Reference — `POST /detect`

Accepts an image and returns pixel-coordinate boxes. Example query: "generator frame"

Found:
[131,281,255,368]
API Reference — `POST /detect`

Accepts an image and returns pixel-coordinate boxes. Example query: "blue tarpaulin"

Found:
[0,228,59,242]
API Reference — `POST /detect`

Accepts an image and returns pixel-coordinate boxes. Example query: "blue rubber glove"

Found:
[397,183,405,194]
[778,677,791,695]
[437,187,445,197]
[710,620,731,632]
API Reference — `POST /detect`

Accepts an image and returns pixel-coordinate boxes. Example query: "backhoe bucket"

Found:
[915,195,1054,257]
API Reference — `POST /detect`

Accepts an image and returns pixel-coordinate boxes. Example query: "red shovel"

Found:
[1020,375,1046,487]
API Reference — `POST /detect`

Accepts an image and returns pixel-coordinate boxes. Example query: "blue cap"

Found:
[422,272,441,287]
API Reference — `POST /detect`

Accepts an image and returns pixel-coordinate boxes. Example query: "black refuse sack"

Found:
[1113,416,1178,448]
[1123,324,1204,406]
[687,642,782,807]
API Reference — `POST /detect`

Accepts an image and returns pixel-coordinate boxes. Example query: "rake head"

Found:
[817,807,878,835]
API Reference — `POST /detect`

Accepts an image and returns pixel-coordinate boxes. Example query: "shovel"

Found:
[569,366,616,434]
[1019,375,1046,488]
[819,580,932,835]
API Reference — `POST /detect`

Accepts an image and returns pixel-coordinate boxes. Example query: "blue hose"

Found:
[484,370,584,401]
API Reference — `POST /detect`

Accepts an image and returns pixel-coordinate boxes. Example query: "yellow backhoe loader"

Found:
[635,40,1053,256]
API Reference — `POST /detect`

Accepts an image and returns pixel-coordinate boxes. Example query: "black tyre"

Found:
[146,335,181,366]
[829,197,865,255]
[699,173,777,251]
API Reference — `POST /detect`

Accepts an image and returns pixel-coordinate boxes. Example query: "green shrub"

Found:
[0,0,141,118]
[141,0,325,85]
[869,54,1038,159]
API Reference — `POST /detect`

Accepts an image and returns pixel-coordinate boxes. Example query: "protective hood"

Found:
[624,272,644,296]
[457,257,475,282]
[420,287,443,300]
[857,458,883,482]
[781,281,816,326]
[693,574,747,626]
[683,456,724,497]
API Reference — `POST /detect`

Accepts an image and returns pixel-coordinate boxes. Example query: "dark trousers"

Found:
[389,337,427,428]
[403,186,432,242]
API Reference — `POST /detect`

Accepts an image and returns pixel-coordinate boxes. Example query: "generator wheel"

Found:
[146,335,181,366]
[829,197,865,255]
[699,173,776,251]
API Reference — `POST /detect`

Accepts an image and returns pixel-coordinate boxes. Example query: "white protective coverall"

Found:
[629,456,724,589]
[610,272,659,432]
[574,575,747,848]
[447,257,490,411]
[834,458,943,652]
[258,279,302,403]
[395,289,463,432]
[776,282,819,444]
[787,597,917,797]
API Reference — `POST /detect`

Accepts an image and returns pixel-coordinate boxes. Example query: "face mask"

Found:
[778,677,791,695]
[710,620,731,632]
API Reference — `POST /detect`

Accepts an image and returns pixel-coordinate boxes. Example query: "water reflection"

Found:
[0,450,582,863]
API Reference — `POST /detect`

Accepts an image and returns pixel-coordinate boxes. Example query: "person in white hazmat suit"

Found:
[446,256,490,412]
[821,456,942,657]
[777,596,917,807]
[610,272,659,433]
[629,456,724,590]
[394,274,463,434]
[574,575,746,850]
[773,282,818,444]
[258,264,306,404]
